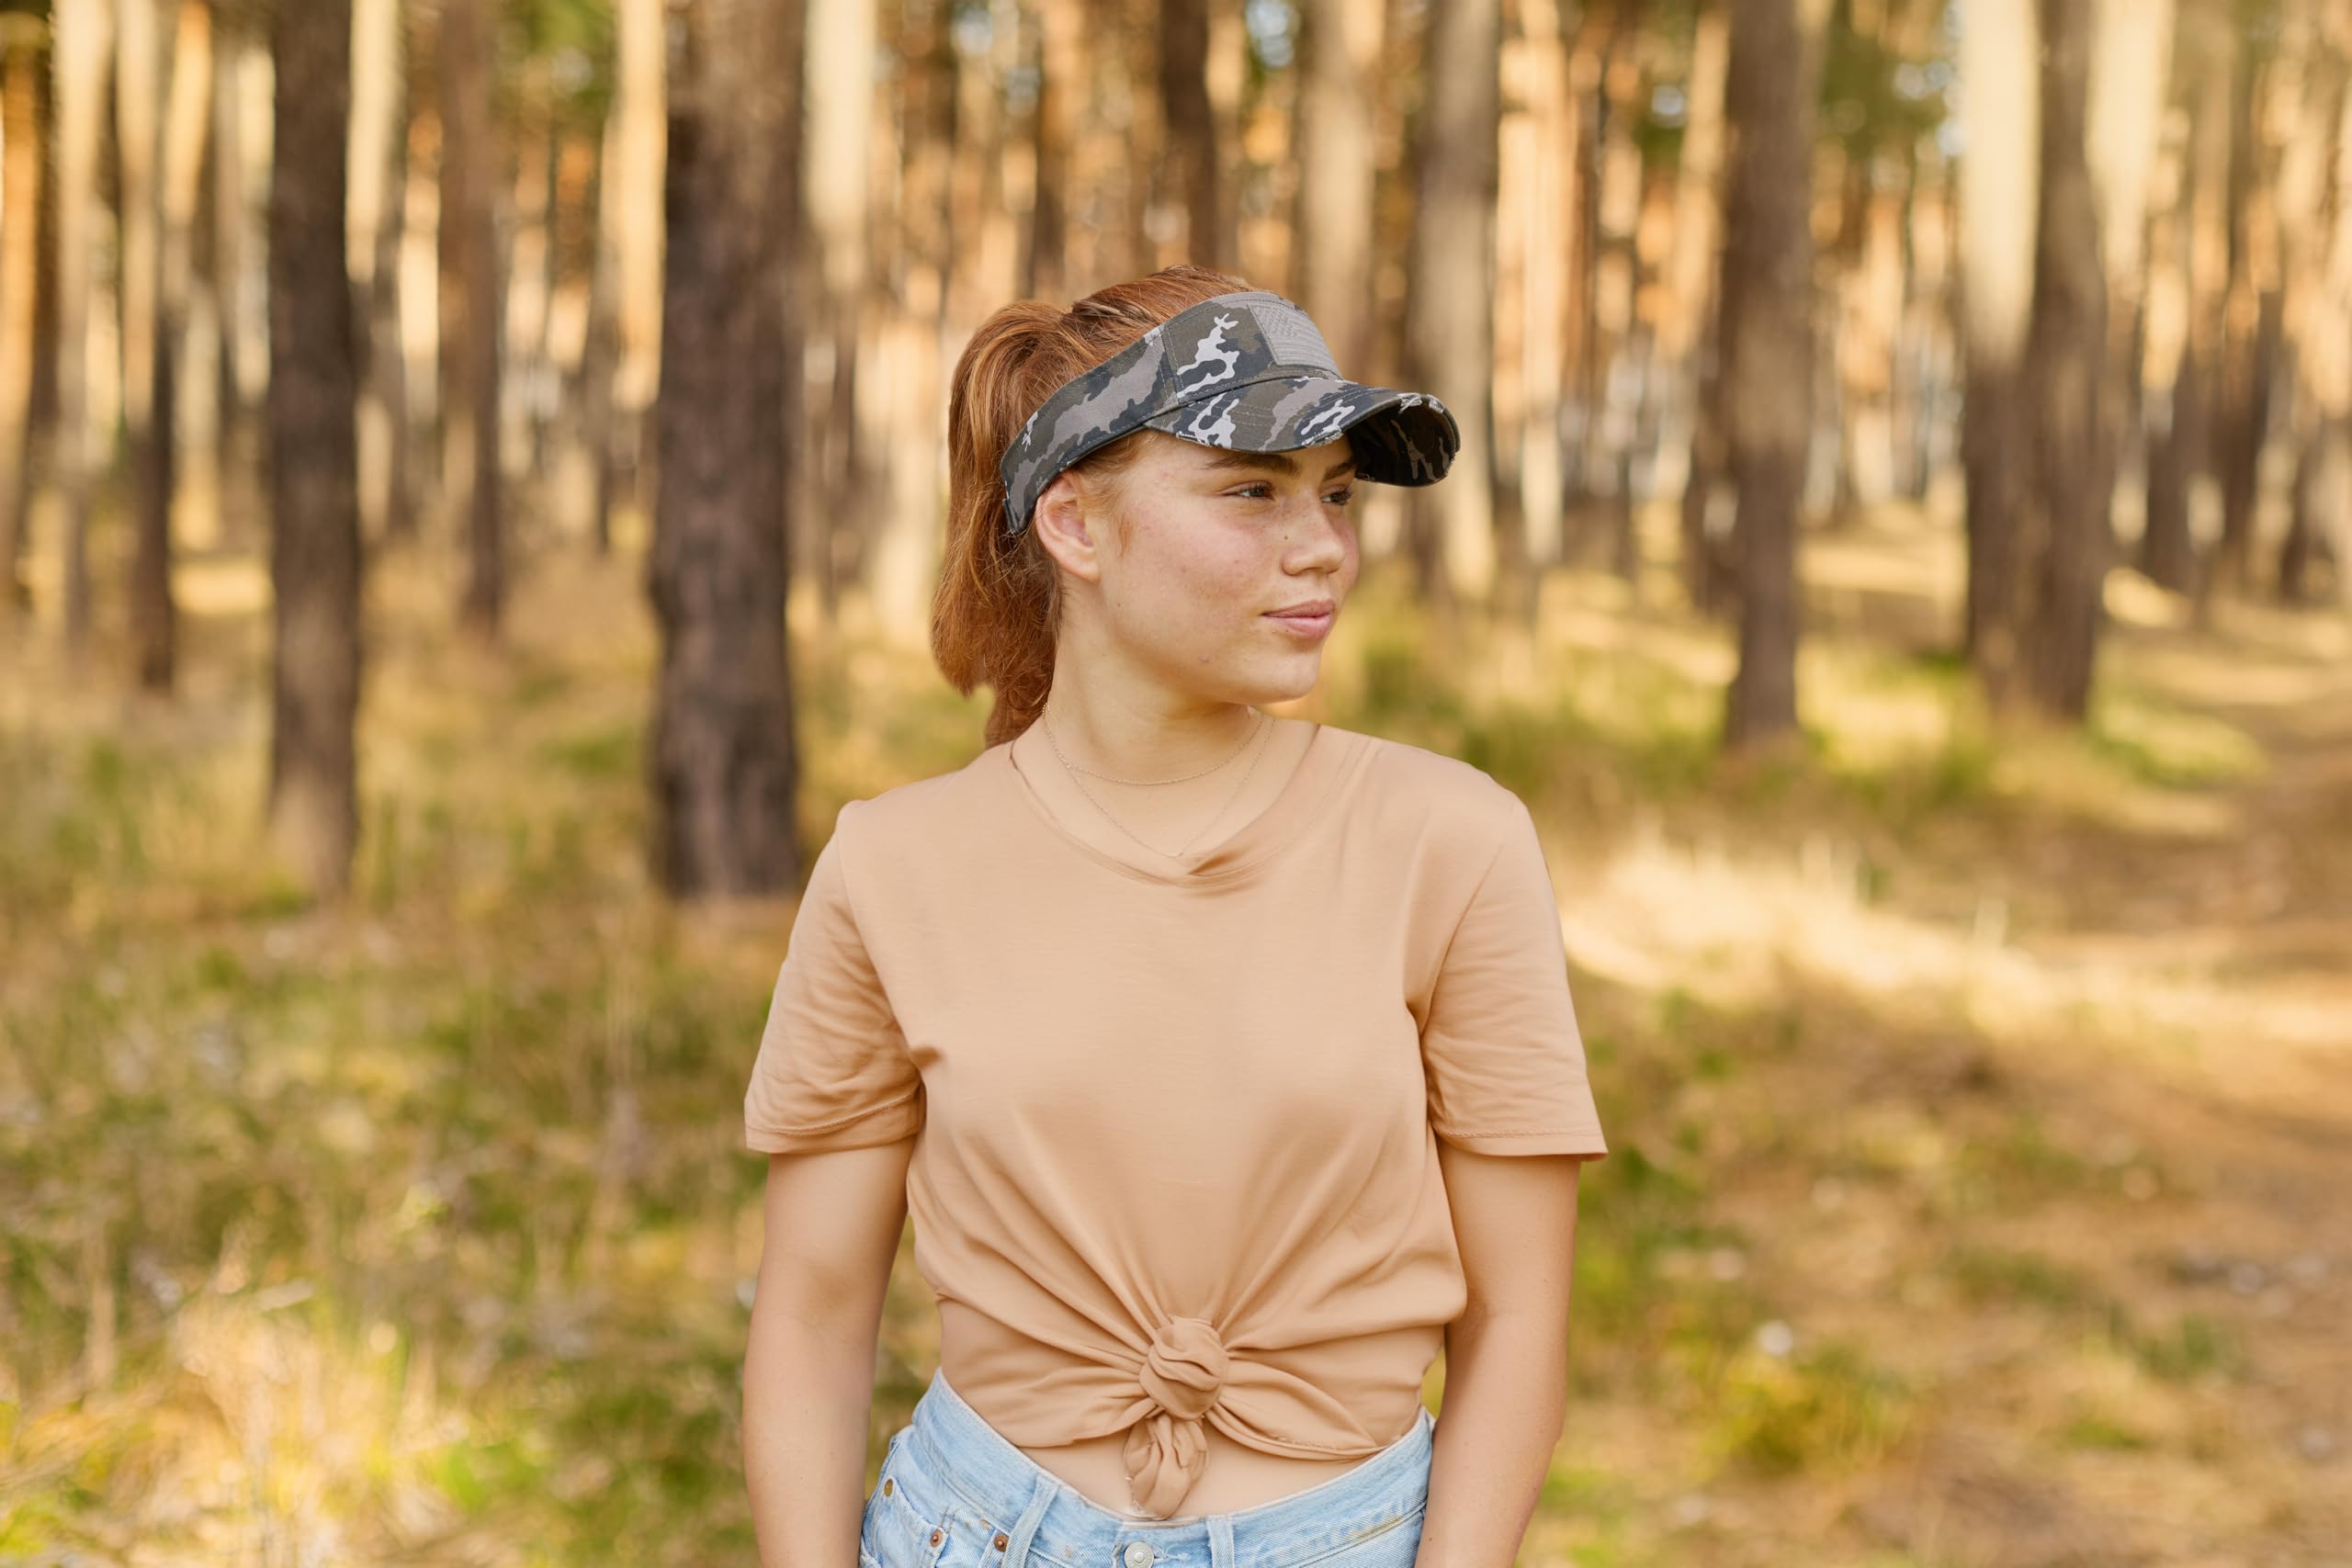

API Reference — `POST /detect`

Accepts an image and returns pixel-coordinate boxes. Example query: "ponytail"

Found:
[932,265,1254,748]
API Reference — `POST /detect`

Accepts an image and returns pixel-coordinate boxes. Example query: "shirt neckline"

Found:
[997,718,1356,886]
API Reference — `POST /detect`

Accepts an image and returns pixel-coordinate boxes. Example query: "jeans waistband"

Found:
[898,1370,1436,1568]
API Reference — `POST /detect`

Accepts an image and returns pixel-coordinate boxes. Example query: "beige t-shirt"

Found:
[743,721,1608,1518]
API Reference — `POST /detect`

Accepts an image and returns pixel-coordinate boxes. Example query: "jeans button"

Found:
[1124,1543,1152,1568]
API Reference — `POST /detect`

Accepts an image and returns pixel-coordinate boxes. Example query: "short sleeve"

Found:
[1419,793,1608,1159]
[742,804,925,1154]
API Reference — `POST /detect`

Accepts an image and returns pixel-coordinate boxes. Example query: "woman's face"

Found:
[1035,431,1363,708]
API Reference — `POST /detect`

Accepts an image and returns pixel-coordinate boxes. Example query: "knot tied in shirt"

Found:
[1120,1316,1229,1517]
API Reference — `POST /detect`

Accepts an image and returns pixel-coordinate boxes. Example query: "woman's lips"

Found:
[1265,608,1334,637]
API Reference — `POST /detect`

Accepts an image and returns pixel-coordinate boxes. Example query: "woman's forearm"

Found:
[743,1306,882,1568]
[1415,1311,1573,1568]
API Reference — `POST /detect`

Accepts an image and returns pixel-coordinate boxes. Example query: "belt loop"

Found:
[1207,1513,1237,1568]
[1001,1467,1058,1568]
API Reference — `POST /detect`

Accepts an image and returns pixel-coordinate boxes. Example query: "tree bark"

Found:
[613,0,666,536]
[650,0,802,898]
[1493,0,1573,611]
[585,85,623,557]
[872,0,950,638]
[2143,0,2230,595]
[1295,0,1382,378]
[2211,17,2280,599]
[1662,0,1728,514]
[1719,0,1826,752]
[116,0,177,691]
[0,18,44,626]
[28,32,58,472]
[52,0,109,666]
[1404,0,1502,610]
[2276,3,2349,603]
[266,0,365,898]
[2018,0,2109,721]
[804,0,874,618]
[1960,0,2040,703]
[2087,0,2175,563]
[352,0,413,544]
[1028,0,1079,299]
[1159,1,1224,270]
[439,0,503,642]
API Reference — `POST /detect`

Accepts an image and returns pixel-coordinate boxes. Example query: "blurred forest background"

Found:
[1,0,2348,1562]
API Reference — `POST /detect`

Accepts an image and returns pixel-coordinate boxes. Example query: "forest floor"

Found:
[0,494,2345,1567]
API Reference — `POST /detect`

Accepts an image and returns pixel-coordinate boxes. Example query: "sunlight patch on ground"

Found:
[1554,828,2350,1111]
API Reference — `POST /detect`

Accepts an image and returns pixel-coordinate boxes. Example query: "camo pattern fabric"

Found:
[998,290,1461,537]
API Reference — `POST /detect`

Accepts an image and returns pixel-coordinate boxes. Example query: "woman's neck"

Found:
[1036,695,1268,786]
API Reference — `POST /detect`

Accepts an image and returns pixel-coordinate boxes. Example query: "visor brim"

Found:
[1138,377,1460,488]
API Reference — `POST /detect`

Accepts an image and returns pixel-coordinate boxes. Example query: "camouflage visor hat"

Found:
[997,289,1462,537]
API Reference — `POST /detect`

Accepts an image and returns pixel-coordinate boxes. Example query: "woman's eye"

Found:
[1227,482,1355,503]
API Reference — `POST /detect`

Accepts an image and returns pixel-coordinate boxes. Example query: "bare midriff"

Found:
[1013,1427,1377,1520]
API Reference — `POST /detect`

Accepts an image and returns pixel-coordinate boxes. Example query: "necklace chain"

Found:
[1055,707,1265,784]
[1041,705,1272,862]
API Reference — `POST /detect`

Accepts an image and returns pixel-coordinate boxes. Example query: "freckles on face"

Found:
[1110,463,1301,660]
[1084,432,1359,684]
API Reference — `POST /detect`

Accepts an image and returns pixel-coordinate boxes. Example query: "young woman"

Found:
[741,265,1609,1568]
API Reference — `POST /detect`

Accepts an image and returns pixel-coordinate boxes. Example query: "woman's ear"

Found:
[1032,471,1107,582]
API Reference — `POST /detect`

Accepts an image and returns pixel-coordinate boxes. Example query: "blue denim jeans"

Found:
[860,1371,1436,1568]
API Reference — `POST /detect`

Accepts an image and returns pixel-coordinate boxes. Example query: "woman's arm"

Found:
[1417,1148,1589,1568]
[743,1138,916,1568]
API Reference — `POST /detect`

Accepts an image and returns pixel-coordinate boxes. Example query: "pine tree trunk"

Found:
[1490,0,1573,611]
[584,95,622,557]
[613,0,666,536]
[439,0,503,641]
[28,35,58,473]
[872,0,949,637]
[1295,0,1381,378]
[805,0,874,620]
[2275,3,2349,604]
[2087,0,2174,565]
[650,0,802,898]
[52,0,108,665]
[158,0,220,558]
[2018,0,2109,721]
[1661,0,1727,515]
[1719,0,1825,752]
[118,0,177,691]
[2143,0,2230,595]
[1159,1,1223,270]
[1960,0,2040,702]
[2211,23,2280,598]
[1029,0,1079,299]
[1404,0,1501,607]
[0,20,44,625]
[356,0,414,546]
[266,0,364,898]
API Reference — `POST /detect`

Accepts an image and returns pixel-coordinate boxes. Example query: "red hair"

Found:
[932,265,1255,748]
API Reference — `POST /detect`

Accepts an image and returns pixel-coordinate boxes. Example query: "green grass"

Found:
[1698,1337,1916,1477]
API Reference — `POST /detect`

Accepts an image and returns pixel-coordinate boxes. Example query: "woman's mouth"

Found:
[1264,605,1334,638]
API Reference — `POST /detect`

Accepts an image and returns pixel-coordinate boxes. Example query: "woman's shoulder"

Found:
[1344,726,1520,814]
[835,742,1010,843]
[1329,725,1527,863]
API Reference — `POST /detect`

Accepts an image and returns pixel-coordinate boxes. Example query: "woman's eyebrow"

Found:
[1200,451,1359,479]
[1201,450,1298,476]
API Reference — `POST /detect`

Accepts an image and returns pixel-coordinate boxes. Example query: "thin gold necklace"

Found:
[1042,705,1272,861]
